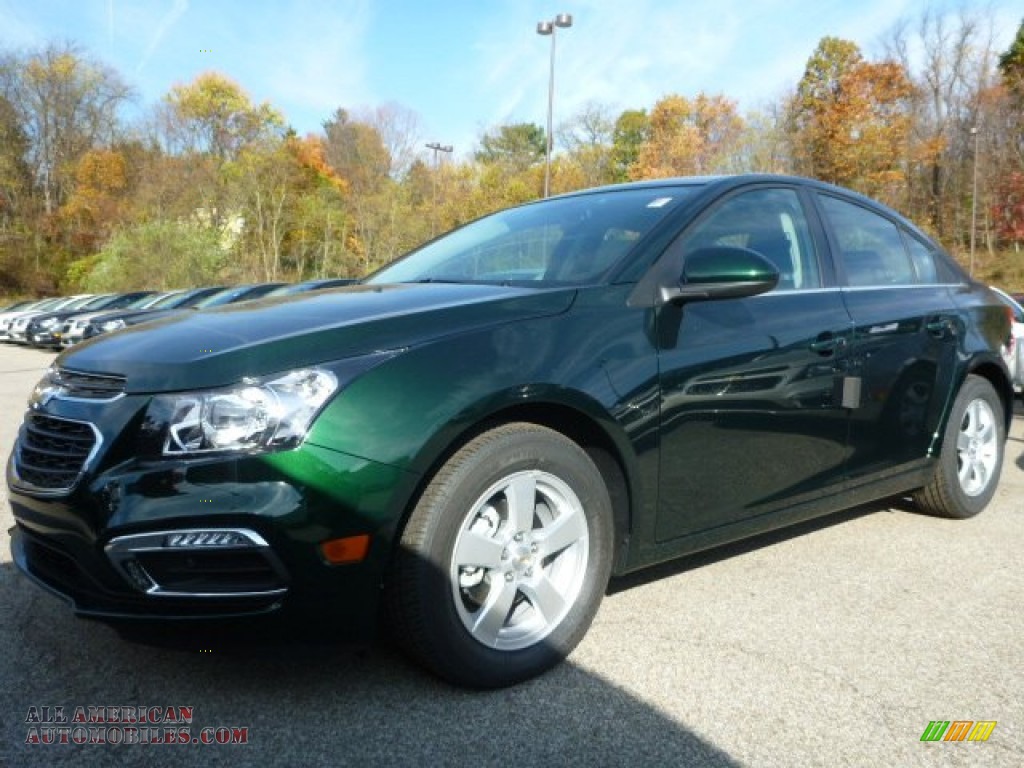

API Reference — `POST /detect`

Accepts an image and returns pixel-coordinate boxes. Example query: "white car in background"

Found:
[5,294,94,344]
[991,286,1024,397]
[58,291,175,348]
[0,297,73,341]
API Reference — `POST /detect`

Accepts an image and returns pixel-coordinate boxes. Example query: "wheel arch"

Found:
[392,398,637,575]
[965,358,1013,437]
[929,358,1012,457]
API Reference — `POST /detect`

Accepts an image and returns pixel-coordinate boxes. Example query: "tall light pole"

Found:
[970,125,979,276]
[537,13,572,198]
[425,142,452,236]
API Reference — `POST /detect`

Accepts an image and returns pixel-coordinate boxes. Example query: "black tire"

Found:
[386,423,614,688]
[913,375,1005,519]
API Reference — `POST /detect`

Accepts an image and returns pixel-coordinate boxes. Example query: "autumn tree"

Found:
[724,102,794,174]
[998,18,1024,104]
[161,72,284,161]
[632,93,743,179]
[226,134,351,282]
[321,109,400,272]
[789,37,914,205]
[322,108,391,196]
[354,102,422,179]
[58,148,129,254]
[0,92,31,227]
[882,9,1001,242]
[0,43,133,217]
[990,19,1024,253]
[557,102,617,188]
[997,19,1024,173]
[0,91,33,293]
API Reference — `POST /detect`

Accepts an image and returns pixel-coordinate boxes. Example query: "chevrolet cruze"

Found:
[7,175,1012,688]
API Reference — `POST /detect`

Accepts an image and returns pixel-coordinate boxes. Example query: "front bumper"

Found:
[27,329,59,347]
[60,328,85,347]
[10,523,289,618]
[7,395,418,636]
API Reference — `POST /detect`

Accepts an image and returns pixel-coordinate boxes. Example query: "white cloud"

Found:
[136,0,189,75]
[259,1,373,127]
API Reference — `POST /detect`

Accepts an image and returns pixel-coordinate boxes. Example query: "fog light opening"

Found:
[123,558,155,591]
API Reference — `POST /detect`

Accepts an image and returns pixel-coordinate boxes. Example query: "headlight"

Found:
[99,319,126,332]
[39,317,58,328]
[160,369,339,455]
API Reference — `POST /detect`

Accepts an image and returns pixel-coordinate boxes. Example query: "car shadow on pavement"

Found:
[0,559,743,768]
[608,501,889,595]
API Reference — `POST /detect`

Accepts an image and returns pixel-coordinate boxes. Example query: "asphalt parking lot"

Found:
[0,342,1021,767]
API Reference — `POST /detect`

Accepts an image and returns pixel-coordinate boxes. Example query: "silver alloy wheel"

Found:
[450,469,589,651]
[956,397,999,496]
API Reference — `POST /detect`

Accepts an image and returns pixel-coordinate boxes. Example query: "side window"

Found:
[818,195,915,287]
[904,235,940,284]
[681,188,821,290]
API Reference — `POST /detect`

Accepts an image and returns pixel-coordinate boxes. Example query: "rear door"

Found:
[814,192,961,482]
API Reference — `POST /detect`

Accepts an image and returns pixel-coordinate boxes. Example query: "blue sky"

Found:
[1,1,1019,160]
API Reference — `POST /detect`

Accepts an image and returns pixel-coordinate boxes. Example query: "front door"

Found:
[655,187,853,542]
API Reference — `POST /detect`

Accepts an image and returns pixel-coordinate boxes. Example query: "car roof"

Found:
[554,173,938,249]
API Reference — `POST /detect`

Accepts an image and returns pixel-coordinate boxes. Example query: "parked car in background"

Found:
[6,295,95,344]
[0,299,54,340]
[27,292,156,349]
[0,299,39,315]
[264,278,360,297]
[82,286,227,341]
[82,284,285,341]
[990,286,1024,396]
[7,175,1012,689]
[59,292,176,349]
[188,282,288,308]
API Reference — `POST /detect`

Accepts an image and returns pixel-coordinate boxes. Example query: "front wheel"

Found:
[386,423,614,688]
[913,374,1005,519]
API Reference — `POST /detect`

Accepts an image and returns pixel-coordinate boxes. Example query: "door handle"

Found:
[926,318,950,337]
[810,334,845,355]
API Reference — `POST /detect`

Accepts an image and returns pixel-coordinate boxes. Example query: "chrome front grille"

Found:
[52,367,126,400]
[13,412,100,493]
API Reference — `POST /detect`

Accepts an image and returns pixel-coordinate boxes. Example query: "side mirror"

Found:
[660,246,779,304]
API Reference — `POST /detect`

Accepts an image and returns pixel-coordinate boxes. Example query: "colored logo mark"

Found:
[920,720,997,742]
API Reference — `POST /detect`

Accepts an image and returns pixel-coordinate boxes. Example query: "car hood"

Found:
[65,309,116,324]
[59,283,577,392]
[90,306,182,326]
[31,307,104,325]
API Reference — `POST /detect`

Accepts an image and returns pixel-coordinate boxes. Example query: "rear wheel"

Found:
[913,375,1004,519]
[386,423,613,688]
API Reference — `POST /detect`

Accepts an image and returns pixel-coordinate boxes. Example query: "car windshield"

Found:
[193,287,254,308]
[2,300,34,311]
[28,298,63,312]
[367,186,699,286]
[142,291,185,309]
[78,294,116,310]
[156,289,224,309]
[60,295,99,310]
[125,292,165,309]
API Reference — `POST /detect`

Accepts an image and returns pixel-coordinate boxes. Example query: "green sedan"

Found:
[7,174,1012,688]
